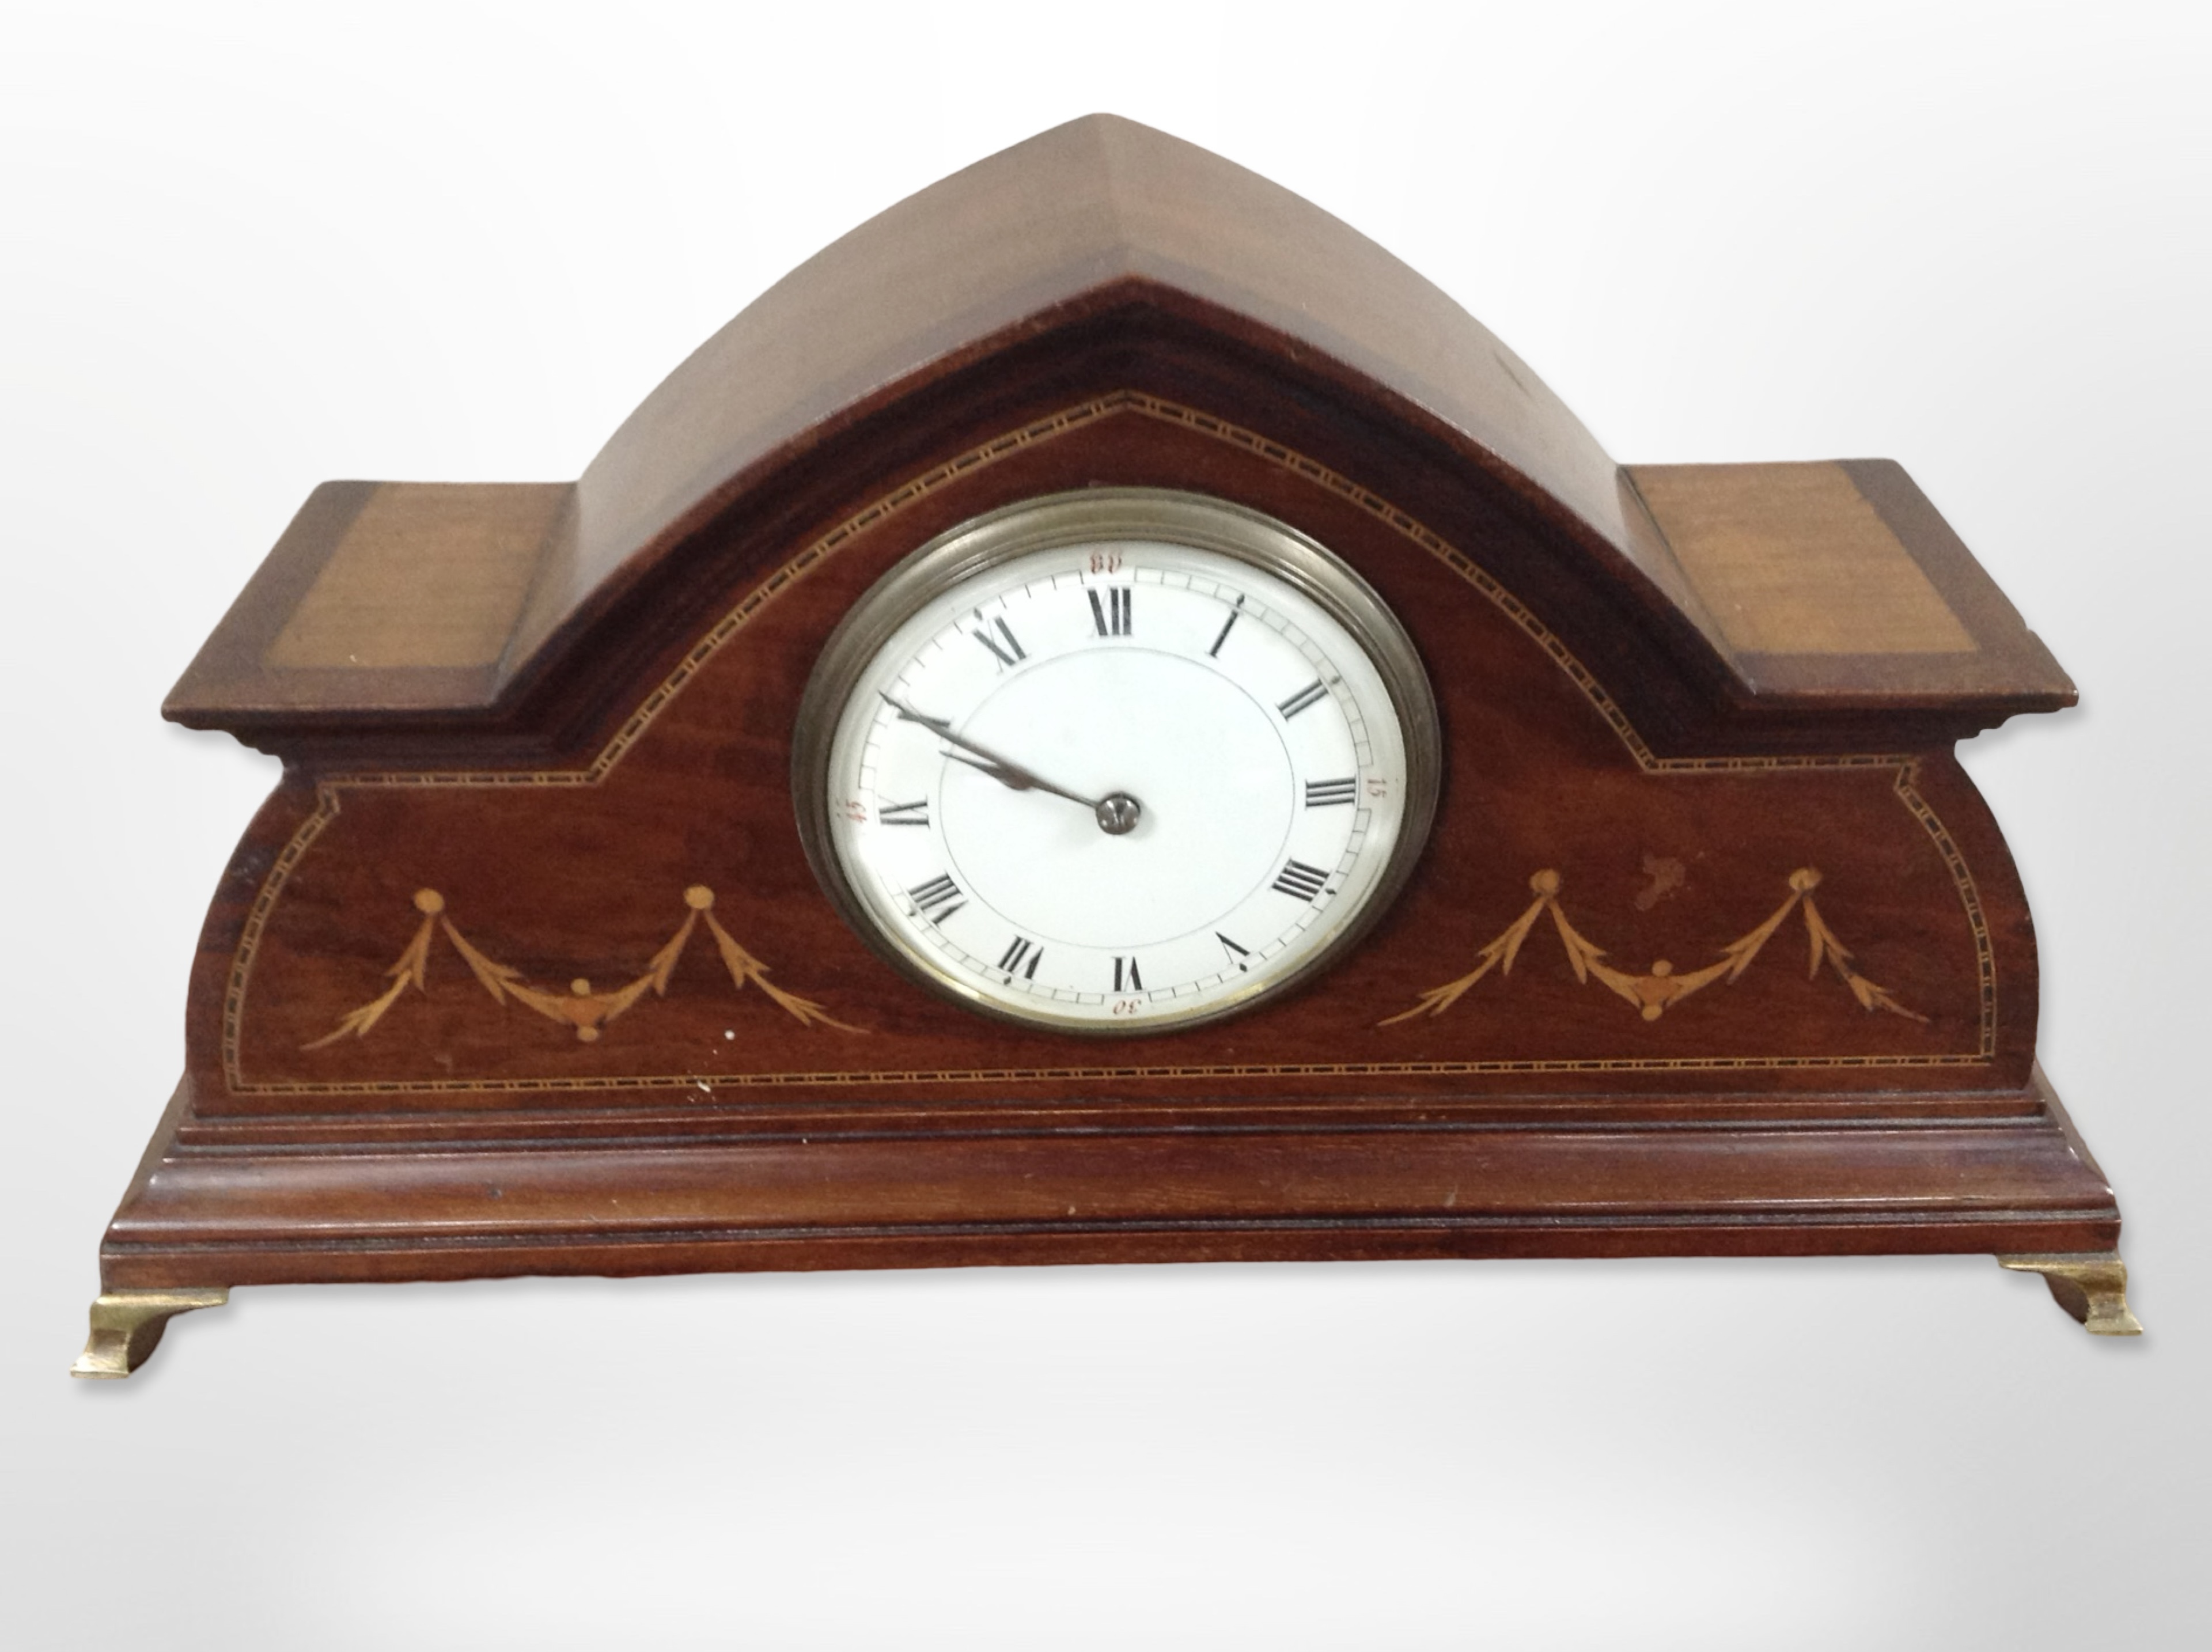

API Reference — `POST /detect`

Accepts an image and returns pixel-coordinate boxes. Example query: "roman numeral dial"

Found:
[806,493,1436,1033]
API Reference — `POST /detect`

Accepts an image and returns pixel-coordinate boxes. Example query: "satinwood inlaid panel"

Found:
[193,398,2022,1123]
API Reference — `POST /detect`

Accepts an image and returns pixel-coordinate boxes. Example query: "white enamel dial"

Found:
[796,491,1438,1033]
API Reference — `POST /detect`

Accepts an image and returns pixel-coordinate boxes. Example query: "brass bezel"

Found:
[791,487,1442,1036]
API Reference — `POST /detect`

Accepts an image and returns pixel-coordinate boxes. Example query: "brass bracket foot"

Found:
[1998,1252,2143,1336]
[70,1288,230,1378]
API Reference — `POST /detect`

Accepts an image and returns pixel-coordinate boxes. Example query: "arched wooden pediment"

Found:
[166,115,2067,763]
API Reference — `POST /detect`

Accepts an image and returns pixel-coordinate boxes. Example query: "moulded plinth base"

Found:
[85,1069,2133,1372]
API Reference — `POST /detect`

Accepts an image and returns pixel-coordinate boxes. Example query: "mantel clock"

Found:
[77,116,2136,1377]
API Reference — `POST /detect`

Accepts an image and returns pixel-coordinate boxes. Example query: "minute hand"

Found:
[880,692,1142,834]
[880,691,1100,806]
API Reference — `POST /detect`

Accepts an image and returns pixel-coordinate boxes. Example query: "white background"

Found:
[4,4,2206,1646]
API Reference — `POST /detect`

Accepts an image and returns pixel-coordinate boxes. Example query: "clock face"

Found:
[794,491,1439,1033]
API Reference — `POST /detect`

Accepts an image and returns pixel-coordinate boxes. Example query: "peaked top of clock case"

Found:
[558,111,1638,646]
[167,114,2072,751]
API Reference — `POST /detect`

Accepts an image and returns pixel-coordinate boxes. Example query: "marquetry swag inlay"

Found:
[308,885,864,1047]
[1385,867,1926,1026]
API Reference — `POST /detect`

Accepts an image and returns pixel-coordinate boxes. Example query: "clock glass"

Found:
[794,490,1439,1033]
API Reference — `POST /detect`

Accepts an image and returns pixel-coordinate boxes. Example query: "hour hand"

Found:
[881,692,1033,780]
[934,732,1093,810]
[941,746,1143,836]
[880,691,1142,835]
[941,748,1047,794]
[881,692,1055,792]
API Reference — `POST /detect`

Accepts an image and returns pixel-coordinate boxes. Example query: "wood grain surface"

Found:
[100,116,2118,1297]
[165,117,2070,748]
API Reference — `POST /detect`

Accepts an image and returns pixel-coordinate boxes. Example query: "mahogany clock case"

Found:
[81,116,2132,1362]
